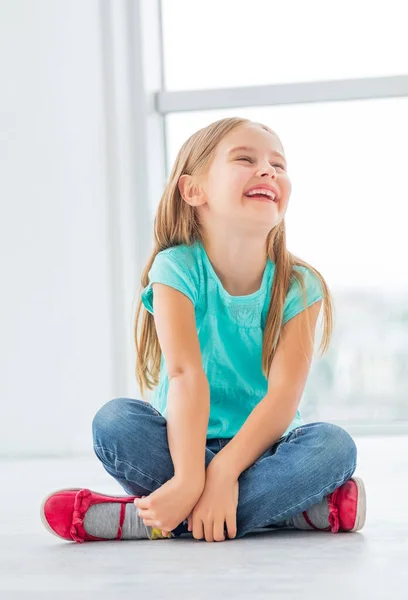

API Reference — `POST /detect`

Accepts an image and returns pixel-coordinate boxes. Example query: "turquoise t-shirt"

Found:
[140,240,323,439]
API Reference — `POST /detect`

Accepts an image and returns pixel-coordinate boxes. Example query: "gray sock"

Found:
[289,496,330,529]
[83,502,153,540]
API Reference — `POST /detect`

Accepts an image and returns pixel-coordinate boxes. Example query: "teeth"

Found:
[246,188,276,200]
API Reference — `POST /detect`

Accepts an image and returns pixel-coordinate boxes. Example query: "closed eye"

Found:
[237,156,285,169]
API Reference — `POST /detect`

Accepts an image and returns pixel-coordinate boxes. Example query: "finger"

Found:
[226,514,237,539]
[136,505,151,514]
[136,507,153,519]
[134,497,150,509]
[213,519,225,542]
[192,518,204,541]
[187,514,192,532]
[141,518,159,526]
[204,519,214,543]
[142,517,159,527]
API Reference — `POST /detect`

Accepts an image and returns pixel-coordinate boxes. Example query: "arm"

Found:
[211,300,323,479]
[167,369,210,485]
[152,282,209,488]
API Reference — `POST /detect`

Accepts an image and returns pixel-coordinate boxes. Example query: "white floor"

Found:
[1,436,407,599]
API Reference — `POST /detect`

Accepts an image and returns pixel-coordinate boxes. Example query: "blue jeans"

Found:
[92,398,357,539]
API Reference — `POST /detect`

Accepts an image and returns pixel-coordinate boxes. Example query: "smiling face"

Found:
[195,123,292,234]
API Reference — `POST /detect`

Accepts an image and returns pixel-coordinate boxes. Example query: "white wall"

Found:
[0,0,147,457]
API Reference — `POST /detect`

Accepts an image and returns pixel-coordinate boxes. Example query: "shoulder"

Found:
[157,242,200,270]
[282,265,324,325]
[151,243,201,283]
[290,264,323,294]
[141,243,201,314]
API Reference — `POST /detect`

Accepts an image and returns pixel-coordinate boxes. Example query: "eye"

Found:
[237,156,285,170]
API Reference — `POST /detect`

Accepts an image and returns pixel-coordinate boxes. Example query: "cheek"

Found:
[280,175,291,198]
[209,170,245,201]
[229,170,250,196]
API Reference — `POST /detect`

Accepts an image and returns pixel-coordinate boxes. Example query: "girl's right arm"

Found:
[152,282,210,491]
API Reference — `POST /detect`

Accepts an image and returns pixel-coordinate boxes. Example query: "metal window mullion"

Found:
[156,74,408,114]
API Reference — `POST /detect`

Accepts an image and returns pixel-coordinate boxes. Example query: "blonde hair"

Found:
[134,117,333,396]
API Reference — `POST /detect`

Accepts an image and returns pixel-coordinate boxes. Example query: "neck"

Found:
[200,232,272,296]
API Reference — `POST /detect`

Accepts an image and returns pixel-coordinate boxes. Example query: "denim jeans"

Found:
[92,398,357,539]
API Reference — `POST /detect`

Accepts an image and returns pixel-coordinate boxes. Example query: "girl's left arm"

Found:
[212,300,323,480]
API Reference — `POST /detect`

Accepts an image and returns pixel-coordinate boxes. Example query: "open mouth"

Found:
[244,192,277,203]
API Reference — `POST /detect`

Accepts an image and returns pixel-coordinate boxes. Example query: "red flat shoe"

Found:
[301,477,367,533]
[40,487,140,543]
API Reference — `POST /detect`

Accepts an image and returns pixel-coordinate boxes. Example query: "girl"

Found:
[41,117,366,543]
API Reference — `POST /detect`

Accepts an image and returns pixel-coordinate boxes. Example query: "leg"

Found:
[234,422,357,538]
[93,402,356,540]
[92,397,221,538]
[92,397,217,496]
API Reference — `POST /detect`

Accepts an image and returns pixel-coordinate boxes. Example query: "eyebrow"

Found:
[228,145,287,162]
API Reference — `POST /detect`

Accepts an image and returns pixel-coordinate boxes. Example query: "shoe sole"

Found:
[40,487,135,541]
[350,477,366,532]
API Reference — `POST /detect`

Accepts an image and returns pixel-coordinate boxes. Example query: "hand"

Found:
[134,475,204,537]
[187,458,239,542]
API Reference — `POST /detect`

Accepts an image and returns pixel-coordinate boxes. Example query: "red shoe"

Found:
[294,477,366,533]
[40,488,141,543]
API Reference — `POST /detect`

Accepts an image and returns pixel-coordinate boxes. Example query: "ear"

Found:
[178,174,206,207]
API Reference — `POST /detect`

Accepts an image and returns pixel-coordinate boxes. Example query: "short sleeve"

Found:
[282,267,324,325]
[140,250,198,315]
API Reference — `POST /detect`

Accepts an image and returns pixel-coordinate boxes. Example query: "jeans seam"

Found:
[149,405,162,417]
[93,445,164,488]
[265,463,357,523]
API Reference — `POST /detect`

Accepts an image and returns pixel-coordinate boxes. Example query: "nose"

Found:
[256,163,277,178]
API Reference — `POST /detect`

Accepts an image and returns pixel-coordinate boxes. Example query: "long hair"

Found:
[134,117,333,396]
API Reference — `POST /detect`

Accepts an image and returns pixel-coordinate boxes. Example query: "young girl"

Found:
[41,117,366,543]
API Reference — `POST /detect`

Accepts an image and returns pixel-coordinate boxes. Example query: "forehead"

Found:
[217,124,284,156]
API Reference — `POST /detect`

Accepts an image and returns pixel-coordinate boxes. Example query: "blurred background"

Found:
[1,0,407,459]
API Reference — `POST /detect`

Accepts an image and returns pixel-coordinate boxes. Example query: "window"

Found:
[166,97,408,291]
[161,0,408,91]
[165,98,408,425]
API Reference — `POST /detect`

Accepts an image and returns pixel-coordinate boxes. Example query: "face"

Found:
[186,124,292,234]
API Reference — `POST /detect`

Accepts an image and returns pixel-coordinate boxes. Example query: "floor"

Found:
[1,436,407,599]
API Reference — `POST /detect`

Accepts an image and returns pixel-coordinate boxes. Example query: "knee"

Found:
[318,423,357,469]
[92,397,128,449]
[92,397,155,450]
